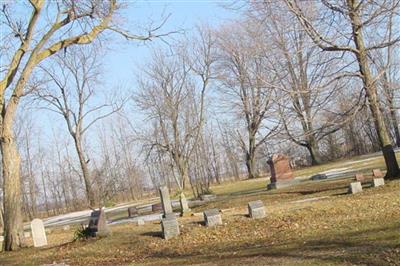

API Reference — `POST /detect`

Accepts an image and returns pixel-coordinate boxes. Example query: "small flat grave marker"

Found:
[372,178,385,187]
[203,208,222,227]
[161,216,180,240]
[31,218,47,247]
[372,169,384,178]
[87,208,110,237]
[128,206,138,218]
[248,200,266,219]
[355,173,365,182]
[348,182,362,194]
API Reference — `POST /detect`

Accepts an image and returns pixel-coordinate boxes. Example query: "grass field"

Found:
[1,153,400,265]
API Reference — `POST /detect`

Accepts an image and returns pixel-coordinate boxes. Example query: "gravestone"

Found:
[248,200,266,219]
[161,216,180,240]
[137,218,145,226]
[372,178,385,187]
[203,208,222,227]
[348,182,362,194]
[355,173,365,182]
[128,206,138,218]
[152,203,163,212]
[372,169,384,178]
[159,186,173,217]
[267,154,298,189]
[31,218,47,247]
[87,208,110,237]
[179,192,191,216]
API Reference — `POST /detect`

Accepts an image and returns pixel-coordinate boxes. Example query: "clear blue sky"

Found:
[103,1,237,89]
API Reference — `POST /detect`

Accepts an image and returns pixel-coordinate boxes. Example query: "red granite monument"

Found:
[267,154,297,189]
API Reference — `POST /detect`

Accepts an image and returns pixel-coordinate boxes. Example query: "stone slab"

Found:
[372,178,385,187]
[161,216,180,240]
[348,182,362,194]
[204,209,222,227]
[159,186,173,216]
[137,219,145,226]
[88,208,110,237]
[31,218,48,247]
[248,200,266,219]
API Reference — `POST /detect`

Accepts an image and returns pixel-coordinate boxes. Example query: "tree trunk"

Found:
[1,130,24,251]
[246,133,257,179]
[348,0,400,179]
[245,152,257,179]
[73,136,96,207]
[390,107,400,147]
[306,137,322,165]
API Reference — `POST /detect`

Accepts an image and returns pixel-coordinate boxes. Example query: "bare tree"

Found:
[279,0,400,178]
[36,46,125,207]
[0,0,168,250]
[136,29,216,214]
[217,20,280,179]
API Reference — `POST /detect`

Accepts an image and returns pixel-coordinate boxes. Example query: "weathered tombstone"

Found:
[267,154,298,189]
[355,173,365,182]
[128,206,138,218]
[248,200,266,219]
[161,216,180,240]
[31,218,47,247]
[372,178,385,187]
[152,203,163,212]
[87,208,110,237]
[159,186,173,217]
[179,192,191,217]
[348,182,363,194]
[203,208,222,227]
[372,169,384,178]
[137,218,145,226]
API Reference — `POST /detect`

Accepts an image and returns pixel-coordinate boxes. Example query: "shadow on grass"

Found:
[141,231,163,238]
[147,223,400,265]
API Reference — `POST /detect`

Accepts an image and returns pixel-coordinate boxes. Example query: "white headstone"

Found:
[348,182,362,194]
[31,218,47,247]
[372,178,385,187]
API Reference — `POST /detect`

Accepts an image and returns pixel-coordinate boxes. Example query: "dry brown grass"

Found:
[1,175,399,266]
